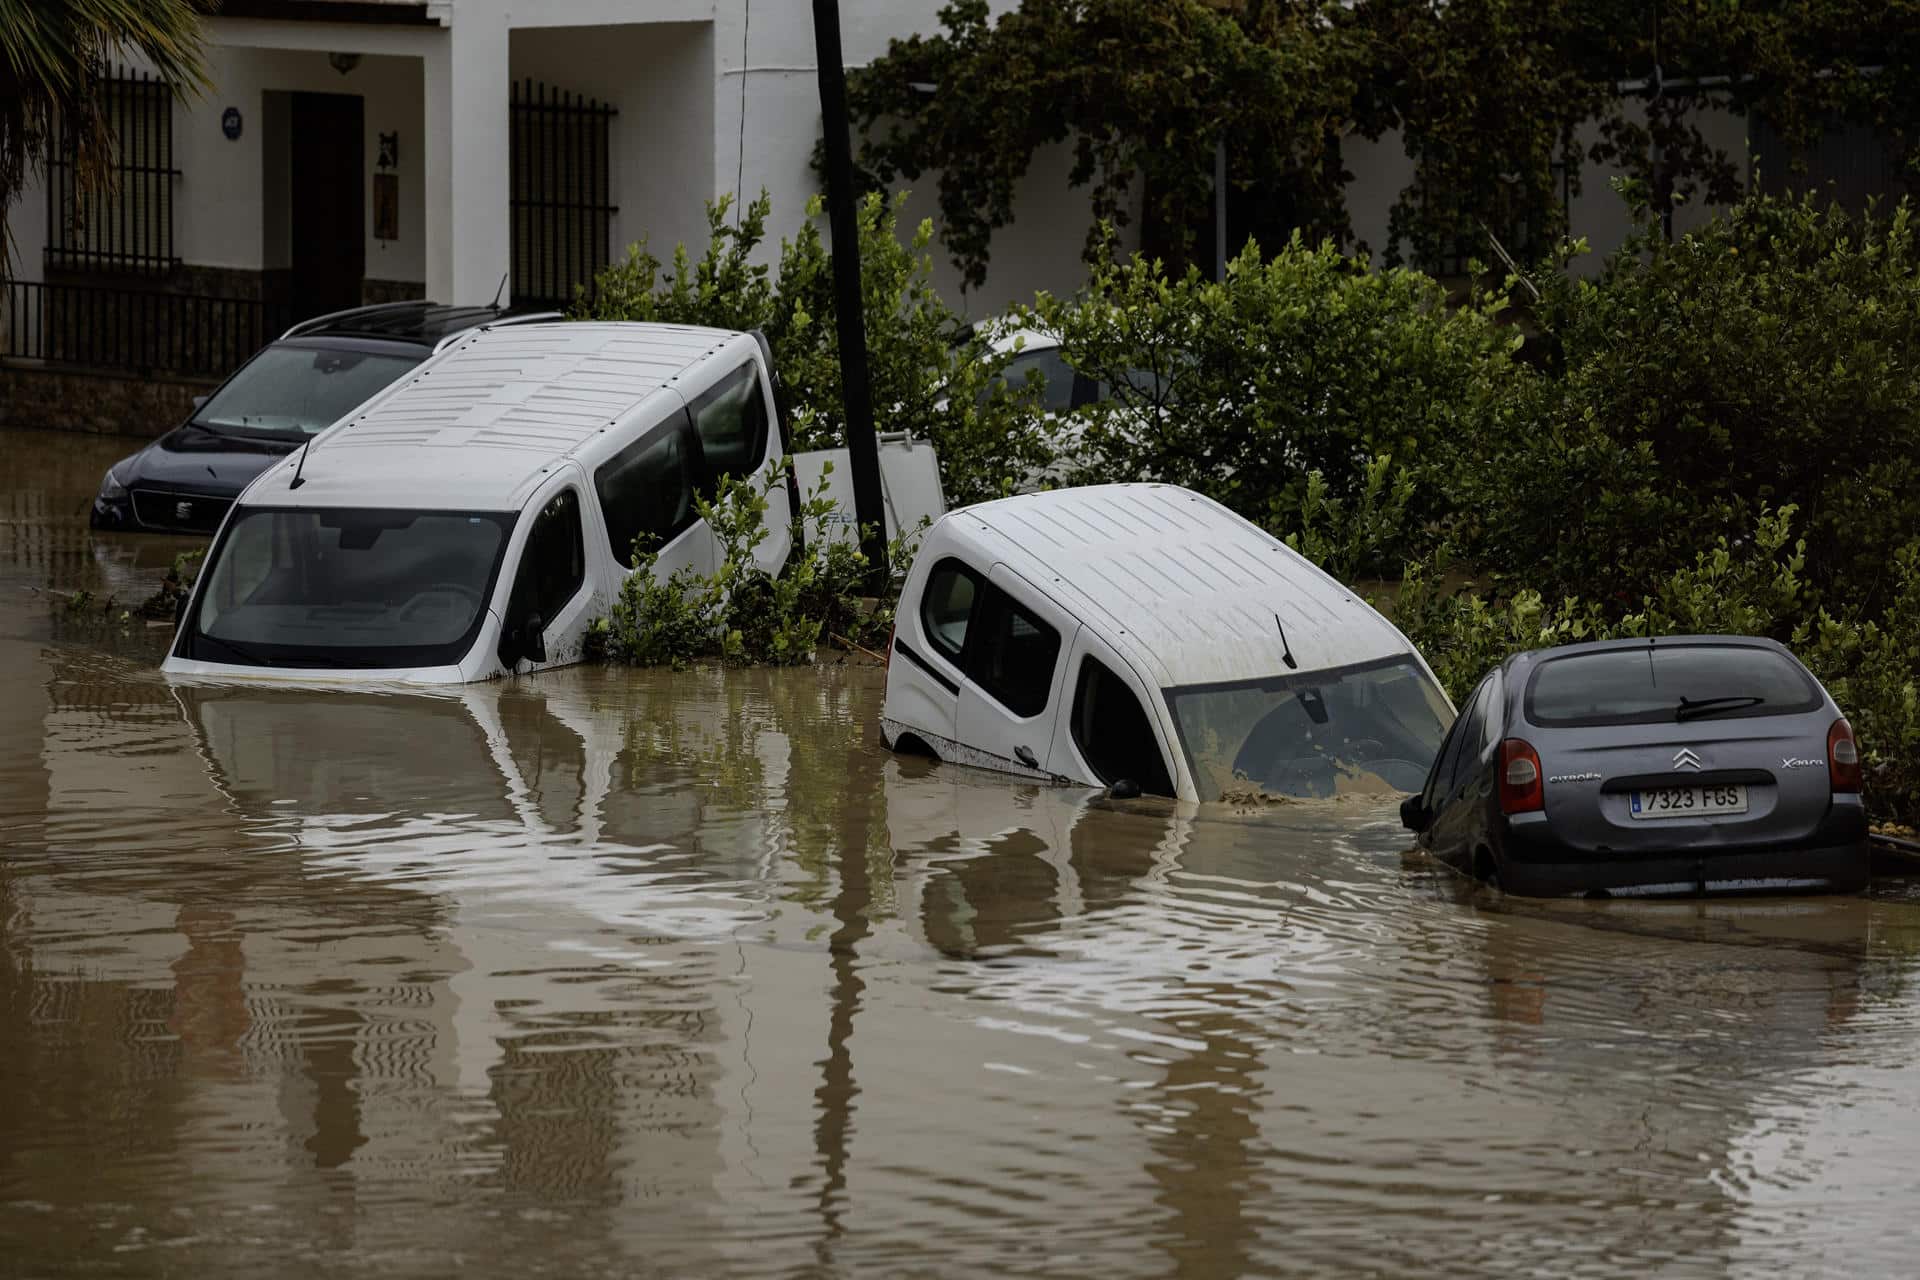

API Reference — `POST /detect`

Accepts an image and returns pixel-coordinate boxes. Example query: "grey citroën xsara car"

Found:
[1401,636,1869,897]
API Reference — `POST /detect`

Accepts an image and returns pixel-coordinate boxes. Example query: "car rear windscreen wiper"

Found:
[1675,694,1765,722]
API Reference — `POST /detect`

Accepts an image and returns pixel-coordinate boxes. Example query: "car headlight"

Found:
[98,466,128,501]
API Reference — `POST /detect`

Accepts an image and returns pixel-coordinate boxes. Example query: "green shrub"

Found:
[1281,453,1419,582]
[1392,555,1614,705]
[595,461,917,670]
[1461,194,1920,610]
[579,189,1055,506]
[1028,233,1522,563]
[1801,547,1920,826]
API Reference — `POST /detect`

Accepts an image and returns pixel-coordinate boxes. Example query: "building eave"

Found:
[214,1,438,26]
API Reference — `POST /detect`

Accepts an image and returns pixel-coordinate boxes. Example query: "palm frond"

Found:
[0,0,209,276]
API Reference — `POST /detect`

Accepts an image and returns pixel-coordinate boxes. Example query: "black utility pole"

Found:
[811,0,889,586]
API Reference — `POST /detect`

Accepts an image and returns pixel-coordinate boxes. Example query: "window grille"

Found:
[510,79,618,308]
[1753,116,1904,215]
[1422,152,1574,279]
[45,67,180,273]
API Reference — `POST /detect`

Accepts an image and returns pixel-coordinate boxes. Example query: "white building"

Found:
[5,0,1100,321]
[0,0,1885,422]
[0,0,1118,435]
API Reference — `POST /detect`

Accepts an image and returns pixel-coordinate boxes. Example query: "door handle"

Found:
[1014,745,1038,769]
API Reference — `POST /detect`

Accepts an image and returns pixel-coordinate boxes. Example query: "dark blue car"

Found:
[1401,636,1869,897]
[90,302,557,535]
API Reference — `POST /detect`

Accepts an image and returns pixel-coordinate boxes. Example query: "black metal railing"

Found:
[510,78,617,309]
[1754,115,1904,214]
[46,67,180,274]
[1,280,273,378]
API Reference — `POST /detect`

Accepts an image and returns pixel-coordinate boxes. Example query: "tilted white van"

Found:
[881,484,1457,804]
[165,322,800,684]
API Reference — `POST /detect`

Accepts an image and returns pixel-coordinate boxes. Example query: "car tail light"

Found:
[1828,718,1862,793]
[1499,739,1544,814]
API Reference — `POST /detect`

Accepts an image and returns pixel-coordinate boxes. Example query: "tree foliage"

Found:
[847,0,1920,284]
[0,0,209,272]
[845,0,1359,288]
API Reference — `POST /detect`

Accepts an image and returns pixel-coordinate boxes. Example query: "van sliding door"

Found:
[592,409,717,587]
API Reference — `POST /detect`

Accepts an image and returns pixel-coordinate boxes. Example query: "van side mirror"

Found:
[1400,794,1430,833]
[502,610,546,667]
[522,611,547,664]
[191,394,208,410]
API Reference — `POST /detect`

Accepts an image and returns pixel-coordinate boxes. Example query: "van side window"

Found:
[594,414,699,567]
[500,488,585,661]
[920,559,979,662]
[687,362,769,495]
[966,586,1061,718]
[1072,656,1174,796]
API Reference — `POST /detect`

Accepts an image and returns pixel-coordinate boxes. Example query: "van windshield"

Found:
[1167,657,1453,802]
[178,506,516,669]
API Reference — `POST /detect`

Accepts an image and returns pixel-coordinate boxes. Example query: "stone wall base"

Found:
[0,361,213,439]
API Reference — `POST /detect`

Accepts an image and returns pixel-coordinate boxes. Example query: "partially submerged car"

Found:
[880,483,1456,803]
[951,318,1174,489]
[1400,636,1869,897]
[164,322,799,684]
[90,301,559,535]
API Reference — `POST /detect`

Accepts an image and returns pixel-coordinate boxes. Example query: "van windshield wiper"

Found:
[192,631,272,666]
[1675,694,1765,722]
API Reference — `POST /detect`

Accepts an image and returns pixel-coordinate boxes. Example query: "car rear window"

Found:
[1525,644,1821,727]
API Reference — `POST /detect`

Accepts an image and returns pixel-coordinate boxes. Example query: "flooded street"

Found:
[8,428,1920,1277]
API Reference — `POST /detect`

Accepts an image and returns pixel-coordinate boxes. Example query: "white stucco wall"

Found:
[1342,128,1414,269]
[177,44,427,284]
[508,23,715,275]
[1346,103,1750,278]
[709,0,1127,320]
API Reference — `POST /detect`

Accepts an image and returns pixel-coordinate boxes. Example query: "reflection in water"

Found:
[6,428,1920,1274]
[811,719,878,1271]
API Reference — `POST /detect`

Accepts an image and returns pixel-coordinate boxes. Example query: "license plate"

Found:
[1630,784,1749,819]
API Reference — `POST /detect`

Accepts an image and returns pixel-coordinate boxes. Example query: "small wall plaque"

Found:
[221,107,242,140]
[374,172,399,241]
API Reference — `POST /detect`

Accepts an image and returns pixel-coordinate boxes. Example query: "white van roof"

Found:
[238,322,759,511]
[939,484,1414,689]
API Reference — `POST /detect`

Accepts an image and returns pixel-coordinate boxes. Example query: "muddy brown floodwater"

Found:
[7,427,1920,1278]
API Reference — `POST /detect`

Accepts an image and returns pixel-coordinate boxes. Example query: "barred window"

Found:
[46,67,179,273]
[510,79,617,308]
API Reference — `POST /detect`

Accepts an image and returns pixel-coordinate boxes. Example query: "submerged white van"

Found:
[881,484,1456,804]
[164,322,797,684]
